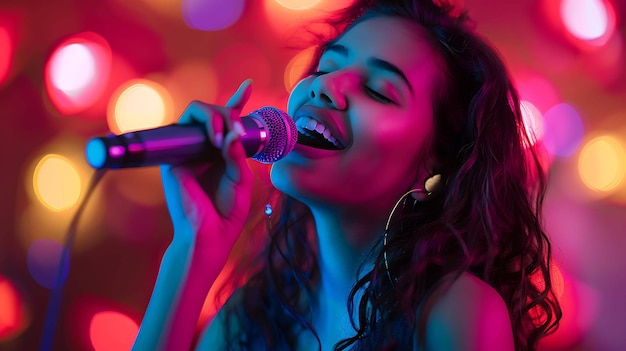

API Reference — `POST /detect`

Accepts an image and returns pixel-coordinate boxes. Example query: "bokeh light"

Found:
[515,72,561,114]
[182,0,245,31]
[276,0,321,10]
[44,32,112,115]
[542,103,585,157]
[0,25,12,86]
[67,295,140,351]
[578,135,626,192]
[263,0,354,38]
[20,137,106,252]
[0,275,27,341]
[139,0,180,18]
[51,44,96,93]
[163,60,219,114]
[520,100,544,147]
[90,311,139,351]
[284,46,316,92]
[107,79,173,134]
[26,239,70,289]
[560,0,616,46]
[33,154,82,212]
[538,268,599,350]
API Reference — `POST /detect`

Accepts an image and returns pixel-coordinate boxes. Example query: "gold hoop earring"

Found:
[383,188,426,286]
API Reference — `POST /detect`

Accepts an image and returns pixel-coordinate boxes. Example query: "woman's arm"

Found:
[131,80,254,351]
[132,240,197,351]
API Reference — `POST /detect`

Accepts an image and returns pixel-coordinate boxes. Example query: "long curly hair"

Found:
[218,1,561,350]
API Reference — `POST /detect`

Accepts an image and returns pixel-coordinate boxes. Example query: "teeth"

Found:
[296,116,343,148]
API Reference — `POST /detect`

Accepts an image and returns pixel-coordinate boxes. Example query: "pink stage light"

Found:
[560,0,617,47]
[44,32,112,115]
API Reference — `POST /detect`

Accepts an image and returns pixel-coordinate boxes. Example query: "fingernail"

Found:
[215,132,223,148]
[233,121,245,136]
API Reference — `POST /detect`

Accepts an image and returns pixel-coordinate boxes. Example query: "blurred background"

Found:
[1,0,625,350]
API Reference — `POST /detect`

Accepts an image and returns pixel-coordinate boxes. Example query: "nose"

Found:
[308,70,359,111]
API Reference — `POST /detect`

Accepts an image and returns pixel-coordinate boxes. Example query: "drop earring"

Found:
[383,174,442,285]
[383,188,425,286]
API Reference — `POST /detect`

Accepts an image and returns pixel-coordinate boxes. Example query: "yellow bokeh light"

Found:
[284,46,317,92]
[20,137,106,252]
[33,154,82,212]
[139,0,180,16]
[275,0,321,10]
[108,79,173,134]
[263,0,354,38]
[578,135,626,192]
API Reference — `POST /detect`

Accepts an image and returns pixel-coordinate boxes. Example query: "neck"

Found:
[309,206,386,303]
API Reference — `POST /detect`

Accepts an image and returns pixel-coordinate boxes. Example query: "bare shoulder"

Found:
[421,272,515,351]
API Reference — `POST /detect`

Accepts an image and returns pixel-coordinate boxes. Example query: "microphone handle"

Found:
[86,117,266,169]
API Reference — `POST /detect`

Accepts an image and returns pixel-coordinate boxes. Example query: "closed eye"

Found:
[311,71,328,77]
[365,87,394,104]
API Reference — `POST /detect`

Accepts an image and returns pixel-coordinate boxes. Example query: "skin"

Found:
[133,15,515,351]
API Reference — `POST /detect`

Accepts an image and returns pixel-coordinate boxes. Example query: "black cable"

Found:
[39,169,108,351]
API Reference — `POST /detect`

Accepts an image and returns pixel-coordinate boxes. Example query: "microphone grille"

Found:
[250,106,297,164]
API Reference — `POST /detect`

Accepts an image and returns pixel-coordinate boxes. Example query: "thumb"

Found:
[225,79,253,111]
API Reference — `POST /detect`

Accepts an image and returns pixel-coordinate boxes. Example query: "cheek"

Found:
[354,115,428,157]
[345,114,432,185]
[287,78,312,116]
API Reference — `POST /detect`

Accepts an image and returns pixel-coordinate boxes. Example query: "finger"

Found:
[163,164,216,227]
[221,129,246,183]
[215,130,253,217]
[224,79,253,133]
[179,101,225,149]
[225,79,253,110]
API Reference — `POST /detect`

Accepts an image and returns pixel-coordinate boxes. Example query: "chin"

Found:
[269,162,295,196]
[269,162,319,205]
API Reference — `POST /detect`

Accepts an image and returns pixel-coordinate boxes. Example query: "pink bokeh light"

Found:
[44,32,112,115]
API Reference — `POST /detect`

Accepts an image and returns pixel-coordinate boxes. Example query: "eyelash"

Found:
[310,71,395,104]
[365,87,394,104]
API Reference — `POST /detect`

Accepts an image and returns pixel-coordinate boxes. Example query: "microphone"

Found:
[85,106,297,169]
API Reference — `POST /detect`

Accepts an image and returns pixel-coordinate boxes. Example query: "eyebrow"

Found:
[323,44,414,94]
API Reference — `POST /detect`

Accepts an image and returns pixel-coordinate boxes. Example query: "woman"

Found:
[133,0,561,350]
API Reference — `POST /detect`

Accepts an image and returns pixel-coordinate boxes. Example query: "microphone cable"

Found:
[39,168,108,351]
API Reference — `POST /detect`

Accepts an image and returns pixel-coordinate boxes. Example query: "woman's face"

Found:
[271,15,442,217]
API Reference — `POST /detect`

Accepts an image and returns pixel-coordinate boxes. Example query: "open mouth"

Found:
[295,116,345,150]
[297,130,343,150]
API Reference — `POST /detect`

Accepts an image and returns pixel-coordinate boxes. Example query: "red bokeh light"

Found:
[67,295,140,351]
[0,25,12,86]
[0,275,28,341]
[0,10,21,87]
[90,311,139,351]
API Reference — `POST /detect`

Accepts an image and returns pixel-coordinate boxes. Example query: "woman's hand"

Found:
[160,79,254,265]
